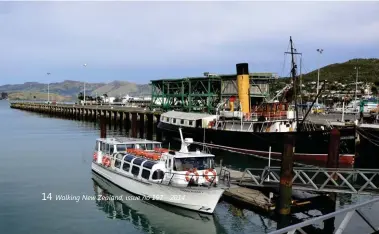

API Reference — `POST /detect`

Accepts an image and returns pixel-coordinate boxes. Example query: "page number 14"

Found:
[42,193,52,200]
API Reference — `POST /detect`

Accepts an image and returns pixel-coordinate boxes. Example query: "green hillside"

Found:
[270,58,379,96]
[302,58,379,83]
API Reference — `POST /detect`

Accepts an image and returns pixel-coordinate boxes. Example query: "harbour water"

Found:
[0,101,378,234]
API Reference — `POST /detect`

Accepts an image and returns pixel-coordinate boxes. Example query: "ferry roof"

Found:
[172,151,215,158]
[162,111,216,120]
[96,137,161,145]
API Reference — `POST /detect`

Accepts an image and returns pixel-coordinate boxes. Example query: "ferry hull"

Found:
[91,162,224,214]
[158,122,356,166]
[91,172,221,234]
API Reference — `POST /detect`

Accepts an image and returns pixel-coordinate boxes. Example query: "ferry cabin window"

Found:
[189,120,193,126]
[153,143,161,149]
[124,155,135,162]
[116,144,127,152]
[152,170,165,180]
[146,143,153,150]
[180,119,184,125]
[133,158,145,166]
[141,169,150,180]
[105,144,110,153]
[173,118,176,124]
[110,145,115,154]
[95,141,100,151]
[137,144,146,150]
[101,142,106,151]
[143,161,156,169]
[115,159,122,169]
[174,157,214,171]
[122,162,130,172]
[131,166,140,176]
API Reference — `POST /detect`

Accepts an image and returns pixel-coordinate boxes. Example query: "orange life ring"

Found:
[103,157,111,167]
[102,156,107,164]
[204,169,217,182]
[93,152,97,161]
[185,169,199,182]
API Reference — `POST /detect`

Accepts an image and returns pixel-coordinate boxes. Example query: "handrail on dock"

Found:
[237,166,379,195]
[269,197,379,234]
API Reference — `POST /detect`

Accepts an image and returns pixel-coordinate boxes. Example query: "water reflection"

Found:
[91,172,227,234]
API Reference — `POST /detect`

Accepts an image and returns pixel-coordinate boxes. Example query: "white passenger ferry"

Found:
[91,129,226,214]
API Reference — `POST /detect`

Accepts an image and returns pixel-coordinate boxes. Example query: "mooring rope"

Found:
[356,127,379,148]
[191,141,315,167]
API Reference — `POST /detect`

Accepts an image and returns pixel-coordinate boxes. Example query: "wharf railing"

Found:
[268,197,379,234]
[9,100,152,108]
[236,167,379,195]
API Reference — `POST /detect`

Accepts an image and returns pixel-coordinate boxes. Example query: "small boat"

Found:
[91,129,226,214]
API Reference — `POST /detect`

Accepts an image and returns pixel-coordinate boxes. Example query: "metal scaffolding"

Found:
[150,73,278,112]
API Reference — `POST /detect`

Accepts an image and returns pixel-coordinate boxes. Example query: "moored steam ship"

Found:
[158,37,356,165]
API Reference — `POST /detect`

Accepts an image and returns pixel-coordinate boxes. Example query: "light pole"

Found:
[316,48,323,105]
[83,64,87,105]
[47,72,51,104]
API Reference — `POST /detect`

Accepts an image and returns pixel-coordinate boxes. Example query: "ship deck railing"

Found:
[214,119,294,132]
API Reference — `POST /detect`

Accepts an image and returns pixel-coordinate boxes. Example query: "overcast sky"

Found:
[1,1,378,85]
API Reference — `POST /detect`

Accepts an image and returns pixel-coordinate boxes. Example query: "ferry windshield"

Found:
[173,157,214,171]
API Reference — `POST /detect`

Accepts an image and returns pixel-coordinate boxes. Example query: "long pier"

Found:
[9,101,163,141]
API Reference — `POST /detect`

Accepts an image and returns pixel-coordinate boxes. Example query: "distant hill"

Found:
[301,58,379,83]
[8,92,72,102]
[91,81,151,97]
[270,58,379,95]
[0,80,152,100]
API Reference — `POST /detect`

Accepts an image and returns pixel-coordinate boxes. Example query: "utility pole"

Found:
[316,48,323,105]
[83,64,87,105]
[47,72,51,104]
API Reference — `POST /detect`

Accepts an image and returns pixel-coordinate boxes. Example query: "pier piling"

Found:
[278,134,294,229]
[327,128,340,169]
[139,113,145,138]
[147,114,153,140]
[131,113,137,138]
[100,115,106,138]
[156,115,162,141]
[324,128,341,233]
[119,112,124,130]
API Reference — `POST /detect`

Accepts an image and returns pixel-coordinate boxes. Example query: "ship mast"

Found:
[289,36,299,131]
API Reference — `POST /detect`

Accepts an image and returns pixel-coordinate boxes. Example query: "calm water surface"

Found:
[0,101,377,234]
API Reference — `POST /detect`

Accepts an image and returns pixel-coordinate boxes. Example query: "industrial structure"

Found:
[149,71,278,113]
